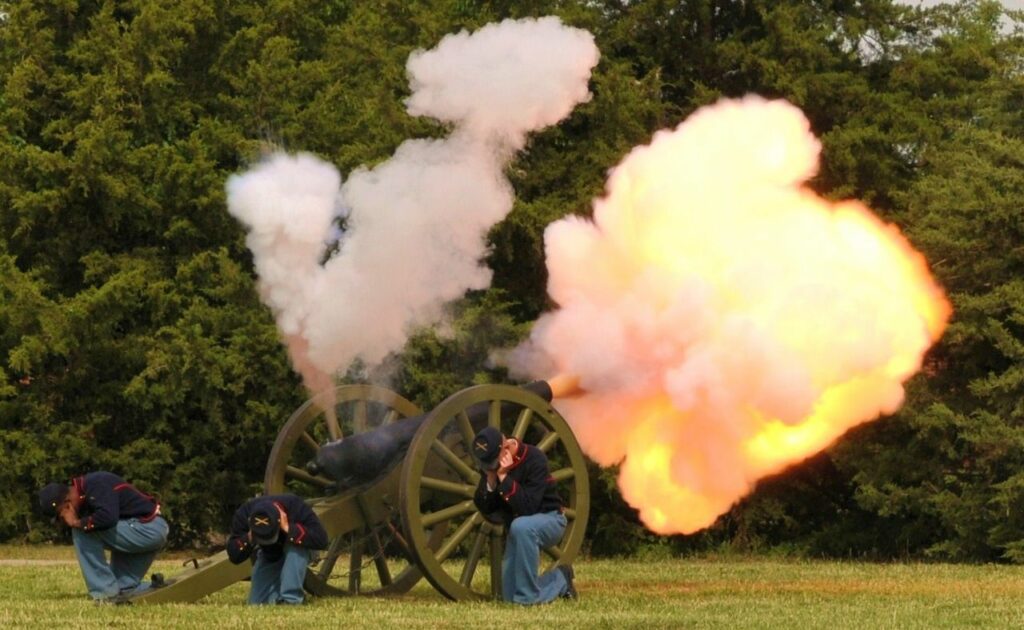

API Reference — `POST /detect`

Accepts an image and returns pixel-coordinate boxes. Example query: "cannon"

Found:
[129,378,589,603]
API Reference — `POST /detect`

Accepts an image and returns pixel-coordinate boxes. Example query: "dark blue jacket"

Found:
[474,443,562,527]
[73,471,161,532]
[227,494,329,564]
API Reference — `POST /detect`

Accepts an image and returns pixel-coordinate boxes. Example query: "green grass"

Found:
[1,546,1023,628]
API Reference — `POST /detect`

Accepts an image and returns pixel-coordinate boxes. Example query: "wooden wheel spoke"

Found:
[431,439,478,484]
[348,537,363,593]
[511,408,533,441]
[353,400,368,433]
[324,408,343,442]
[563,507,576,520]
[488,400,501,429]
[421,499,476,528]
[384,520,415,562]
[371,530,393,586]
[318,534,347,579]
[489,529,503,598]
[437,513,482,563]
[550,467,575,482]
[456,411,475,448]
[459,524,489,587]
[422,475,475,498]
[286,466,335,489]
[382,409,400,425]
[542,545,562,561]
[300,431,321,453]
[537,431,560,453]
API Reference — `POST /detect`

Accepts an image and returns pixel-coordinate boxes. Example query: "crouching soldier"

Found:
[227,493,328,605]
[38,472,169,604]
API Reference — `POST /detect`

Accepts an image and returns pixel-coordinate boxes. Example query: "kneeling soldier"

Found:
[472,426,577,604]
[38,472,169,604]
[227,493,328,605]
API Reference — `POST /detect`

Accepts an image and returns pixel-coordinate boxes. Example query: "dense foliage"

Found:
[1,0,1021,558]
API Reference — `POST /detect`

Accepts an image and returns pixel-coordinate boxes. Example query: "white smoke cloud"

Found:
[226,17,599,389]
[224,152,341,393]
[406,16,599,148]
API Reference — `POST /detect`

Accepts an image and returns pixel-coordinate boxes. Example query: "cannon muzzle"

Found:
[547,373,582,398]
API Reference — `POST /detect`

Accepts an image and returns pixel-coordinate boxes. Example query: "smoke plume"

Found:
[510,96,951,534]
[226,17,599,388]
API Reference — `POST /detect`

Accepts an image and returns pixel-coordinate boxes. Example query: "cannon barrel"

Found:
[308,380,555,488]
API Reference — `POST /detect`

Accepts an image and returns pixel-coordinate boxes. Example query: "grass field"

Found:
[1,546,1022,628]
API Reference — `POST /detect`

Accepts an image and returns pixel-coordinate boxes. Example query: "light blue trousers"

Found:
[249,544,311,605]
[71,516,169,600]
[502,511,569,605]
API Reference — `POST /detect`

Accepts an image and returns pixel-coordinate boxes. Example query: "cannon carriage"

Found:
[131,380,589,603]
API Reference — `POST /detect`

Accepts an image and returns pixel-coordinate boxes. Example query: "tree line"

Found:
[1,0,1022,560]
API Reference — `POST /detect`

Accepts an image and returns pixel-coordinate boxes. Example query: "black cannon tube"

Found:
[307,381,553,489]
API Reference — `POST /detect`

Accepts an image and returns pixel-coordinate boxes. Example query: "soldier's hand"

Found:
[277,506,290,534]
[501,439,518,465]
[497,440,517,480]
[498,448,514,471]
[58,500,79,528]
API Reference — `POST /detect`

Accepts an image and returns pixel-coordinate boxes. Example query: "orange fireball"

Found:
[517,96,950,535]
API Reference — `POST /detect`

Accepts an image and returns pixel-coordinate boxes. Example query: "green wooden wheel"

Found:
[398,384,590,601]
[265,384,434,597]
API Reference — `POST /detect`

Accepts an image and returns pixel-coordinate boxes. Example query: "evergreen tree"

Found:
[1,0,1022,559]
